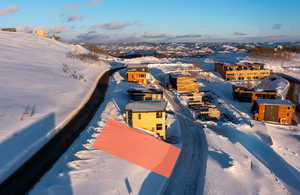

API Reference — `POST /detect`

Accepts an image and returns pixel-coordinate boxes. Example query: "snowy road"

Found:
[161,90,208,195]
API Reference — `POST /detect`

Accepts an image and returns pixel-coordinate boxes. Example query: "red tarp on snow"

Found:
[93,120,181,178]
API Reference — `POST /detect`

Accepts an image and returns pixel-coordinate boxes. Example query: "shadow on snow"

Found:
[209,123,300,193]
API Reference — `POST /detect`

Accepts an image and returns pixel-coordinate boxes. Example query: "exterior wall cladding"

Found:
[215,63,271,81]
[125,111,166,139]
[252,103,295,125]
[127,71,150,85]
[130,93,163,101]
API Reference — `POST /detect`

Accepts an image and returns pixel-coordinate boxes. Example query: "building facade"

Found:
[232,86,277,102]
[169,74,199,92]
[126,64,150,85]
[1,28,16,32]
[215,63,271,81]
[33,30,49,38]
[127,87,163,101]
[125,101,167,139]
[252,99,295,125]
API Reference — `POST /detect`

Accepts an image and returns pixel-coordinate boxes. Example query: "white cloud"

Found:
[90,21,141,30]
[17,25,70,34]
[142,33,202,40]
[48,25,70,33]
[143,33,169,39]
[233,32,247,36]
[67,15,84,22]
[76,31,111,43]
[0,5,19,16]
[87,0,102,8]
[64,4,81,10]
[272,24,283,30]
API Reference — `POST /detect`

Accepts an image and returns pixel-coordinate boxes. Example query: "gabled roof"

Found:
[125,101,167,112]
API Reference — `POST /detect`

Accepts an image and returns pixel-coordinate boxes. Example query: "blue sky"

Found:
[0,0,300,42]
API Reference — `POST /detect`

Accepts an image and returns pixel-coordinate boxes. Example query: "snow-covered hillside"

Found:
[30,70,181,195]
[0,31,110,182]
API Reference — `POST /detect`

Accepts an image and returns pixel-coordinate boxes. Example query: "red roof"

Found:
[93,120,180,178]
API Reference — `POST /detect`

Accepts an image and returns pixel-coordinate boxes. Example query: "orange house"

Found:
[126,64,150,85]
[252,99,295,125]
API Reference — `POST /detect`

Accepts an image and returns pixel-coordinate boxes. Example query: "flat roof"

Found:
[169,73,193,78]
[255,99,294,106]
[217,62,265,66]
[128,87,163,94]
[125,101,167,112]
[126,64,149,69]
[127,70,149,73]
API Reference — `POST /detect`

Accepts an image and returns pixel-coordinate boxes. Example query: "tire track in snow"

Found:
[161,90,208,195]
[207,122,300,194]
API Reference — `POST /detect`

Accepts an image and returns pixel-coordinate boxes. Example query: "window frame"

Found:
[156,112,163,118]
[156,124,163,130]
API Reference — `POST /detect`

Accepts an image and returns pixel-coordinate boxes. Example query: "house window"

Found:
[138,113,142,120]
[156,112,162,118]
[156,124,162,130]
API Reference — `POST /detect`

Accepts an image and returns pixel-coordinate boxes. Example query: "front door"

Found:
[264,105,278,122]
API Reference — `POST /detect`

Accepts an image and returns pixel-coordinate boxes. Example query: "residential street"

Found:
[161,89,208,195]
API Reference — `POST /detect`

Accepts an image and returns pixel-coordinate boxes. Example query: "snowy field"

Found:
[195,54,300,194]
[148,55,300,194]
[3,45,300,195]
[30,70,181,195]
[0,31,110,183]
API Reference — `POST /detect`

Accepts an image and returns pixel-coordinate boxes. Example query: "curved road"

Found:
[0,68,122,195]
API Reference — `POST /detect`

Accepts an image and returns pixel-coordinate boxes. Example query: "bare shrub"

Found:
[20,104,36,120]
[66,52,99,63]
[62,63,87,82]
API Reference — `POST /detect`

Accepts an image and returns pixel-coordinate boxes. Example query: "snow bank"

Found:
[254,75,290,98]
[30,71,168,195]
[0,31,110,182]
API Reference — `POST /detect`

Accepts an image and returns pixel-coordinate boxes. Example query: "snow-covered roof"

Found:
[127,87,163,94]
[169,73,193,78]
[253,75,289,97]
[126,64,148,69]
[255,99,294,106]
[218,62,265,67]
[125,101,167,112]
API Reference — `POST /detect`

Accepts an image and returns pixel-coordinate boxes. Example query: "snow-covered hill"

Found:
[0,31,110,182]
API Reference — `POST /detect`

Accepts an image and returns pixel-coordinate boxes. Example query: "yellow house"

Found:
[33,29,49,38]
[125,101,167,139]
[215,62,271,81]
[126,64,150,85]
